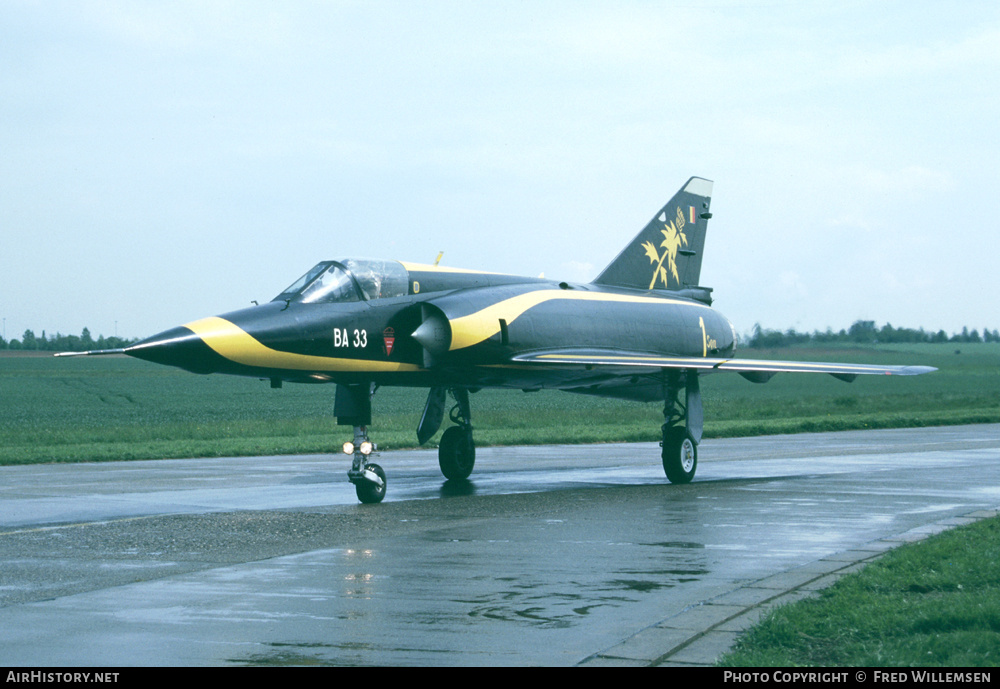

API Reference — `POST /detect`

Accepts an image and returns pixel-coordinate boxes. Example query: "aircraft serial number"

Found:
[333,328,367,348]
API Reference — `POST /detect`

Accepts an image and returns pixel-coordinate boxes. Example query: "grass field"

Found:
[0,342,997,465]
[718,514,1000,667]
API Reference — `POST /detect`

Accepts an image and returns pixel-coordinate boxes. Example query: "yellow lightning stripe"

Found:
[448,290,710,351]
[184,317,421,373]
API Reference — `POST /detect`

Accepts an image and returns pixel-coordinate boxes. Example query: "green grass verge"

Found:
[0,342,997,465]
[718,514,1000,667]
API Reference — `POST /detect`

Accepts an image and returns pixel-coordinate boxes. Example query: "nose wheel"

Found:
[345,425,386,504]
[354,462,386,504]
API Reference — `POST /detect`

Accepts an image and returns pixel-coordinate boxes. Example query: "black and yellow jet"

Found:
[62,177,934,502]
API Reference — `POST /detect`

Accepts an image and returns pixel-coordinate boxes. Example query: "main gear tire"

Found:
[438,426,475,480]
[661,428,697,484]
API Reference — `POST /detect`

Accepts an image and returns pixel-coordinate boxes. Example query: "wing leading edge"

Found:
[512,350,937,383]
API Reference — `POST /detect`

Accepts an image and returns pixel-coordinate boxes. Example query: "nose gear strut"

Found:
[336,383,386,504]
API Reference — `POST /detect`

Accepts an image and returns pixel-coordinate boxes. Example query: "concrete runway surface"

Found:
[1,424,998,666]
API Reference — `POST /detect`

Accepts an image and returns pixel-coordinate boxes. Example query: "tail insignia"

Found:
[641,207,689,289]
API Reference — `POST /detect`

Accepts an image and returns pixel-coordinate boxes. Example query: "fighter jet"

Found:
[61,177,935,502]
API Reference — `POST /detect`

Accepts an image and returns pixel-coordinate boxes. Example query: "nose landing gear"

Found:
[345,425,386,504]
[336,383,387,504]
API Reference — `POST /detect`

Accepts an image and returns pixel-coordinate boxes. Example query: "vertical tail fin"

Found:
[593,177,714,293]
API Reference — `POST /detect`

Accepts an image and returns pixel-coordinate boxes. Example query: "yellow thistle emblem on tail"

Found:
[641,207,688,289]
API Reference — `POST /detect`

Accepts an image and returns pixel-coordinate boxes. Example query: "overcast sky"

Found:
[2,1,998,342]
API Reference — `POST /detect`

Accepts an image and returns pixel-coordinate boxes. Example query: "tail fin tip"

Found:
[683,176,714,198]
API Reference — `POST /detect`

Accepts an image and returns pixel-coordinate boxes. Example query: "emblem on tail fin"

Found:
[591,177,712,293]
[641,207,688,289]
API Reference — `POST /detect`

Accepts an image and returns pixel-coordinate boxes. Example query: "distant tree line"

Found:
[0,328,138,352]
[745,320,1000,348]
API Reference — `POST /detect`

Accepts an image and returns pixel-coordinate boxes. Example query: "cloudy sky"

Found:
[2,1,998,342]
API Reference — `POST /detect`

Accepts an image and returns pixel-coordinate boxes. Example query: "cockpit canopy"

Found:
[274,260,410,304]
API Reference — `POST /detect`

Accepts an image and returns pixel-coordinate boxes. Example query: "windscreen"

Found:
[299,264,360,303]
[274,262,360,304]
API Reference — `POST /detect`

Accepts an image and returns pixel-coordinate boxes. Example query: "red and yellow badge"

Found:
[382,327,396,357]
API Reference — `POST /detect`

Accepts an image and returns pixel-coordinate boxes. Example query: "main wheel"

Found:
[355,463,387,504]
[438,426,475,480]
[661,428,697,484]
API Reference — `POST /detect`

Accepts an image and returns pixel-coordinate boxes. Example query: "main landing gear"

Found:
[437,388,475,481]
[660,371,702,484]
[416,386,476,481]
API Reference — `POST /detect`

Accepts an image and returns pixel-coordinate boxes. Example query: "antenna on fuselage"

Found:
[434,251,444,266]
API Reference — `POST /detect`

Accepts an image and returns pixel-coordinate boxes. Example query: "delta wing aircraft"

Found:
[62,177,934,502]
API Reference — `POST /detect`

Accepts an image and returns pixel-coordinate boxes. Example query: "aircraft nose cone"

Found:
[125,326,222,374]
[411,316,450,354]
[412,307,452,368]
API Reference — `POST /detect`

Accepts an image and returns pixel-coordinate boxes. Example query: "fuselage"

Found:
[125,259,737,395]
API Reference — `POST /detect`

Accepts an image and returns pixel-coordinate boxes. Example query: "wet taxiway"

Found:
[1,424,998,666]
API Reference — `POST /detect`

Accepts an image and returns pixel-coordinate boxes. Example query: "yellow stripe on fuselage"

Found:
[184,317,421,373]
[448,290,710,351]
